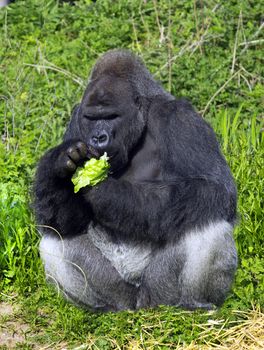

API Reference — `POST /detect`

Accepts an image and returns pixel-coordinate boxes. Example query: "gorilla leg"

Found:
[39,232,138,311]
[138,220,237,310]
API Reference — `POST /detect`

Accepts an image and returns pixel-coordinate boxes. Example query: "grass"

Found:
[0,0,263,348]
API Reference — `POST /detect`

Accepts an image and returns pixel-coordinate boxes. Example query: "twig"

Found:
[167,0,172,92]
[193,0,203,54]
[34,115,49,153]
[240,72,252,91]
[231,11,242,75]
[131,15,141,52]
[153,37,193,76]
[241,22,264,54]
[152,0,165,43]
[139,0,151,47]
[239,39,264,46]
[154,5,221,75]
[202,69,242,116]
[24,62,86,87]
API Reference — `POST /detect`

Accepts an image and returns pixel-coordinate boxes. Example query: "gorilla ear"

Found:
[64,104,81,141]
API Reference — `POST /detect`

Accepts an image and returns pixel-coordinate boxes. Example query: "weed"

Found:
[0,0,263,348]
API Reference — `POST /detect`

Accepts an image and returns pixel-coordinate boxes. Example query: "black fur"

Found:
[34,49,237,311]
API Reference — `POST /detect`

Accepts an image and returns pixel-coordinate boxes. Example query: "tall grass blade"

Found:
[220,109,229,152]
[250,113,257,150]
[231,104,243,144]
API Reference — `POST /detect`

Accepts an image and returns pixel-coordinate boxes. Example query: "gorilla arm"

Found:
[83,176,236,242]
[34,140,93,237]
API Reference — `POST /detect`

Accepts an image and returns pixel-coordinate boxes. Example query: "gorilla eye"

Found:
[83,114,119,121]
[107,114,119,120]
[83,115,93,120]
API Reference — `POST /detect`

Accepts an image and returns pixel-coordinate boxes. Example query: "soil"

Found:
[0,301,70,349]
[0,302,30,348]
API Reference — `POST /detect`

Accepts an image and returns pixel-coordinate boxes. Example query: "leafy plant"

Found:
[0,0,263,347]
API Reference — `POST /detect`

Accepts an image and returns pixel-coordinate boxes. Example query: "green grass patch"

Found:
[0,0,263,348]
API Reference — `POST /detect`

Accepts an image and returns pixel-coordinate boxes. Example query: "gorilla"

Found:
[34,49,237,311]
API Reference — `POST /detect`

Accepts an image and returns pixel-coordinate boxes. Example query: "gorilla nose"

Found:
[90,131,110,149]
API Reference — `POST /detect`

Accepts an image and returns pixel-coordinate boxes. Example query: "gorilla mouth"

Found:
[86,142,122,174]
[85,143,120,175]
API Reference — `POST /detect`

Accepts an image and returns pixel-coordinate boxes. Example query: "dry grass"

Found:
[196,307,264,350]
[71,307,264,350]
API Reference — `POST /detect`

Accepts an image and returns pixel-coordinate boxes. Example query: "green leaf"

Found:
[71,153,110,193]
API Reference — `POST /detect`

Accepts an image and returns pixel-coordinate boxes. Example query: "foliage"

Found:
[72,153,110,192]
[0,0,263,348]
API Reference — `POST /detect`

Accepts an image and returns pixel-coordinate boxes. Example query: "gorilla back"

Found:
[34,49,237,311]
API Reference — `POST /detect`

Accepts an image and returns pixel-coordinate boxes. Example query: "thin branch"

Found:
[241,22,264,54]
[24,62,86,87]
[202,69,242,116]
[152,0,164,43]
[239,39,264,46]
[167,0,172,92]
[239,64,264,81]
[153,37,193,76]
[193,0,203,54]
[154,5,221,75]
[231,11,242,75]
[240,72,252,91]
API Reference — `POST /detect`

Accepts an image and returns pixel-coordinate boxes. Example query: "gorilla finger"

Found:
[67,147,80,162]
[76,141,88,158]
[87,145,100,159]
[66,159,77,172]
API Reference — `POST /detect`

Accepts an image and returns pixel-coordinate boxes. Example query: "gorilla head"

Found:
[64,50,168,173]
[35,49,237,312]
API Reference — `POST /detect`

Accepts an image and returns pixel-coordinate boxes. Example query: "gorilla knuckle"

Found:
[76,141,87,155]
[66,158,76,171]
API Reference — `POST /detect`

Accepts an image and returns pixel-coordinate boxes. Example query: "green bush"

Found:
[0,0,263,346]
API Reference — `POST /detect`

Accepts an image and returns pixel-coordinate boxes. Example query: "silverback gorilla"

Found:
[34,49,237,311]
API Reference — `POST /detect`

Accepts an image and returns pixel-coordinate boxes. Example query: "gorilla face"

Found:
[77,75,146,172]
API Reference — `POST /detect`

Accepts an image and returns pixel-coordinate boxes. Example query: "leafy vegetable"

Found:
[71,152,110,193]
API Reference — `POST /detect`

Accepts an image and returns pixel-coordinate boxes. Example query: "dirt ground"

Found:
[0,301,68,349]
[0,301,31,348]
[1,300,263,350]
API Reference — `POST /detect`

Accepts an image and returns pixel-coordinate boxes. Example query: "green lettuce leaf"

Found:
[71,152,110,193]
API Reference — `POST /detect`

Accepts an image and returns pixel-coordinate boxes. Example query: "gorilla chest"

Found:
[88,224,153,286]
[122,131,162,182]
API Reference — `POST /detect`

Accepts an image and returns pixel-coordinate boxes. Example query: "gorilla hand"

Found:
[35,140,97,238]
[54,141,100,178]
